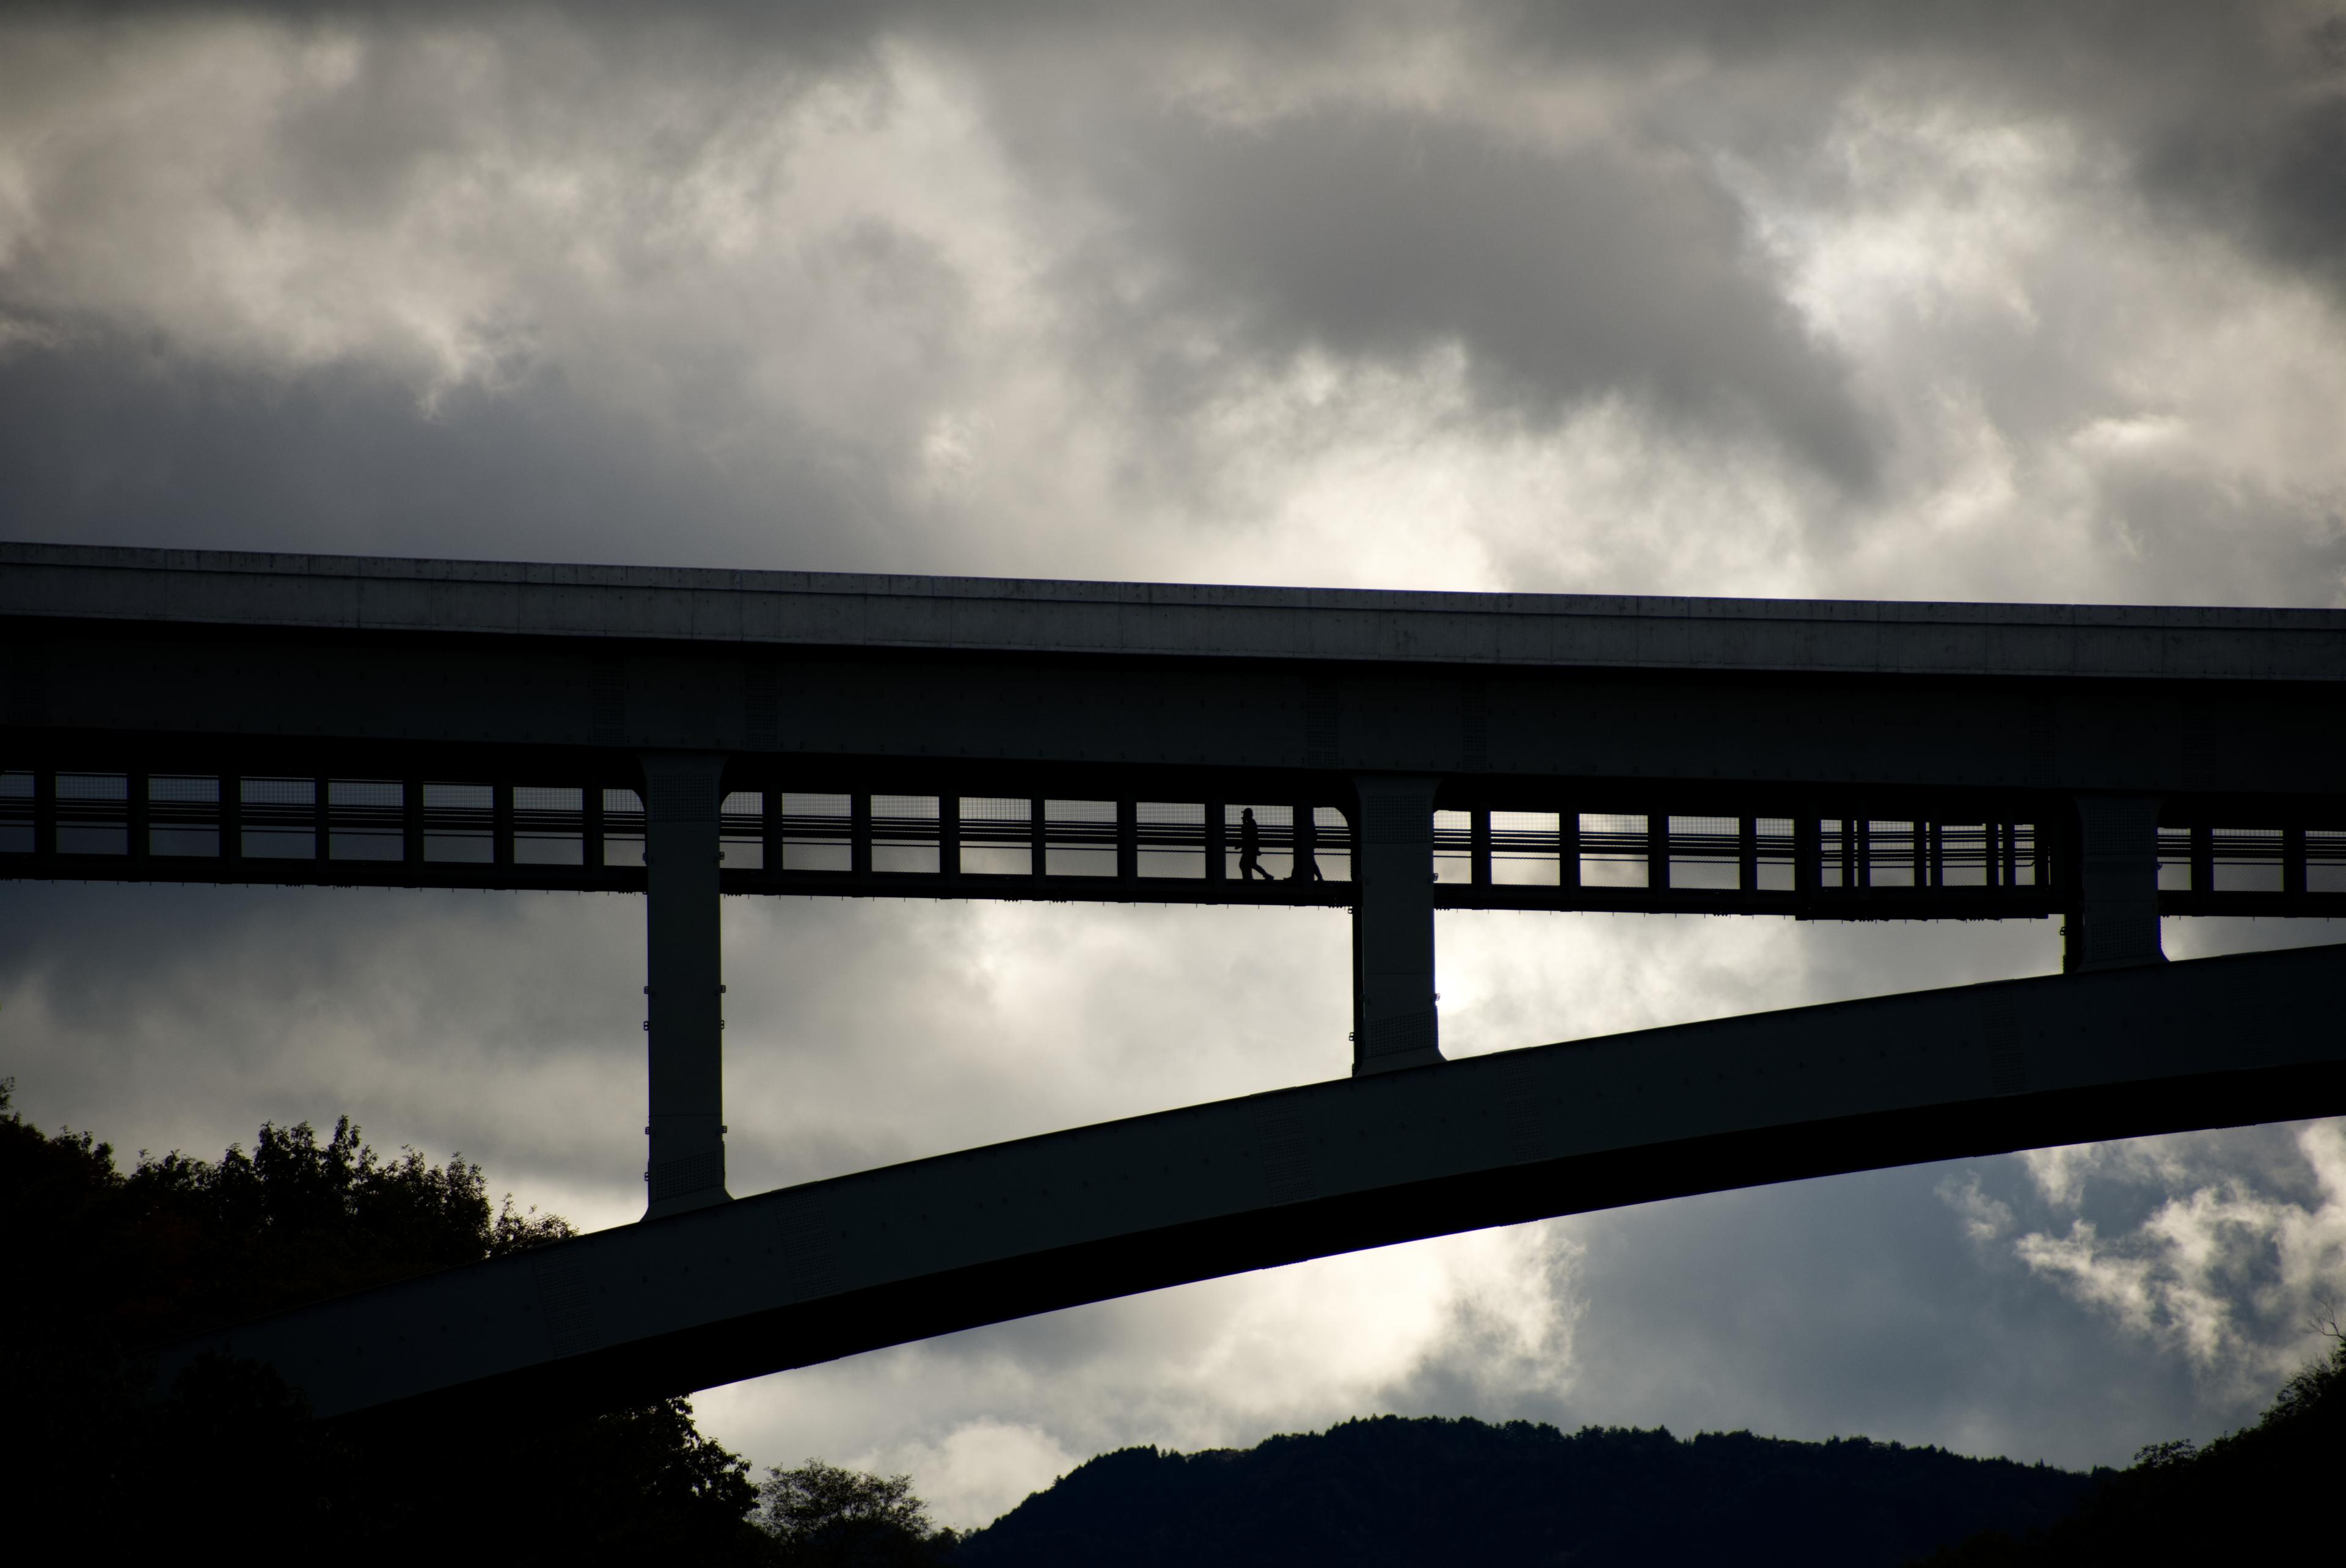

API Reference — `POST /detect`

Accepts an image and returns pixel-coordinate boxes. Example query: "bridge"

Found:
[4,542,2343,1413]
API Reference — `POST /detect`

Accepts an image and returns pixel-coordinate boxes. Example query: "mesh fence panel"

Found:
[959,797,1032,874]
[874,795,940,874]
[146,775,220,857]
[1579,812,1648,886]
[55,771,128,855]
[2312,830,2346,893]
[510,785,583,866]
[57,772,126,800]
[1138,802,1204,878]
[781,793,851,872]
[0,772,27,855]
[327,778,403,862]
[1431,809,1470,882]
[1046,799,1116,876]
[602,789,646,867]
[715,790,764,870]
[239,776,317,859]
[418,782,490,863]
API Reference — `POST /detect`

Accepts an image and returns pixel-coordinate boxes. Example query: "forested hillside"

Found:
[956,1415,2100,1567]
[1920,1322,2344,1564]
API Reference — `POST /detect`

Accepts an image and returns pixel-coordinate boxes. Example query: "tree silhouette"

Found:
[1,1079,765,1560]
[758,1458,960,1564]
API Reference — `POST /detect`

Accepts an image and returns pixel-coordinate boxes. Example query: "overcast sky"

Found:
[5,0,2346,1530]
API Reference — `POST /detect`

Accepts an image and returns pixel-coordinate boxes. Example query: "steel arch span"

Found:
[158,943,2346,1418]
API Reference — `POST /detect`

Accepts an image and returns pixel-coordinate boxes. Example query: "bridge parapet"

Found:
[16,764,2342,916]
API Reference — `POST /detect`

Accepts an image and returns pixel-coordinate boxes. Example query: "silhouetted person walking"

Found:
[1238,808,1275,881]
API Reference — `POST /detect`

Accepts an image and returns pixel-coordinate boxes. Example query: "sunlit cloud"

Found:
[2004,1123,2346,1393]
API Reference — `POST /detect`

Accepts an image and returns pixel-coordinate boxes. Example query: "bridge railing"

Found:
[7,765,2344,917]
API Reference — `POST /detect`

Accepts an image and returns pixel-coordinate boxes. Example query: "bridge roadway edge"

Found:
[156,942,2346,1421]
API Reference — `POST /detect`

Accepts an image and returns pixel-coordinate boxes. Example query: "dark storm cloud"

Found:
[0,881,654,1212]
[1047,103,1877,484]
[23,2,2345,316]
[1472,0,2346,304]
[2084,462,2346,609]
[2143,84,2346,301]
[5,0,2339,590]
[1523,1165,2209,1465]
[0,339,896,570]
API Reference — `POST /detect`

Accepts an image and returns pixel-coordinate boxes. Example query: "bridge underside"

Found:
[158,942,2346,1421]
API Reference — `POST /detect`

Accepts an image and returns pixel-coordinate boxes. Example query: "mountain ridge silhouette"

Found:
[954,1412,2101,1567]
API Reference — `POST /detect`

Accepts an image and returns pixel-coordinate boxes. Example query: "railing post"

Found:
[128,771,150,867]
[940,794,961,879]
[2064,794,2165,972]
[585,782,607,871]
[492,778,513,872]
[756,785,780,876]
[32,767,56,862]
[402,776,423,869]
[641,751,732,1219]
[1351,775,1443,1076]
[221,773,243,871]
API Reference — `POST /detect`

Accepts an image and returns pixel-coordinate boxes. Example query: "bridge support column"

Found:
[642,752,732,1219]
[1351,774,1443,1075]
[2064,793,2165,972]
